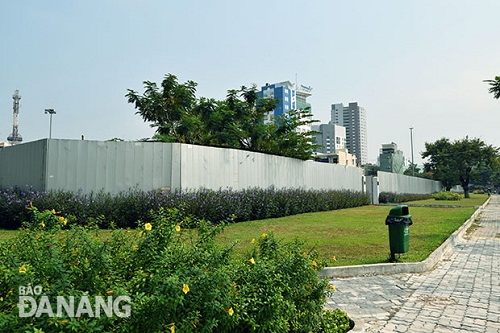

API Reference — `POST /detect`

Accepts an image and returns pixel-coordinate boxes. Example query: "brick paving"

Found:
[326,196,500,332]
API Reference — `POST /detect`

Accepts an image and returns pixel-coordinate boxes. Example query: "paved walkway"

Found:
[326,196,500,332]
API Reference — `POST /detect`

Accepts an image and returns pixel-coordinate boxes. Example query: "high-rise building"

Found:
[379,142,405,174]
[331,102,367,166]
[311,123,346,154]
[258,81,313,130]
[259,81,296,123]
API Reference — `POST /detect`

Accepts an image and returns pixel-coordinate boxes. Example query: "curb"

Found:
[319,196,492,278]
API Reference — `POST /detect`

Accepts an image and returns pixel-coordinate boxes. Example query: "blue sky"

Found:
[1,0,499,164]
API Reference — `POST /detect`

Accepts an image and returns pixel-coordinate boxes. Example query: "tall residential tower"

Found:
[331,102,367,166]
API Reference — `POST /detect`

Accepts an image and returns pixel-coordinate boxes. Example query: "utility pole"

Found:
[410,127,415,176]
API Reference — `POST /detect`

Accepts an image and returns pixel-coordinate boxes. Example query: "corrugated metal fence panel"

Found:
[178,144,364,191]
[378,171,442,194]
[0,139,46,191]
[46,140,173,194]
[1,140,440,195]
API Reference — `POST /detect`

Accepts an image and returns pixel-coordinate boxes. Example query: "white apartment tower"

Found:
[331,102,367,166]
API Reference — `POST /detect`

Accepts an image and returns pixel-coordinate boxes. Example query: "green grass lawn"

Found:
[218,205,477,266]
[0,194,488,267]
[405,193,488,207]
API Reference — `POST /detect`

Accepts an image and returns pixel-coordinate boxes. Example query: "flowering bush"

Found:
[0,186,370,229]
[0,206,351,332]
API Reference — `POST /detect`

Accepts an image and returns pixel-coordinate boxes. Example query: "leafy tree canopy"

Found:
[421,137,499,197]
[484,76,500,99]
[126,74,319,160]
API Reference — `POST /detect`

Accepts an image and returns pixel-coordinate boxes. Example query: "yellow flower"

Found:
[311,261,318,267]
[138,231,143,237]
[19,265,27,274]
[248,257,256,265]
[250,238,255,243]
[39,221,45,228]
[331,256,337,262]
[169,324,175,333]
[228,307,234,316]
[51,209,56,214]
[58,216,67,225]
[144,223,152,231]
[175,225,181,232]
[328,285,337,292]
[261,233,267,238]
[182,284,190,294]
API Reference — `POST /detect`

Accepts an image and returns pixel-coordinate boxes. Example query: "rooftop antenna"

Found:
[7,90,22,145]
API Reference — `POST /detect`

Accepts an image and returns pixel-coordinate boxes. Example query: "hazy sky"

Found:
[1,0,499,164]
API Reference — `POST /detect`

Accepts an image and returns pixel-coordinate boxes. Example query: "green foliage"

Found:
[320,309,352,333]
[378,192,433,203]
[483,76,500,99]
[126,73,320,160]
[363,164,379,176]
[422,137,499,197]
[402,164,432,179]
[432,191,463,201]
[0,206,351,332]
[0,186,370,229]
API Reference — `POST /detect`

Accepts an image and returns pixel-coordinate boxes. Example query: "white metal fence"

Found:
[0,139,441,196]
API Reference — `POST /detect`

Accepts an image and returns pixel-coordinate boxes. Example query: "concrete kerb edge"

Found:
[319,196,492,278]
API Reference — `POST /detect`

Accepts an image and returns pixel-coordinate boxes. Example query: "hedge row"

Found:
[0,186,371,229]
[378,192,433,204]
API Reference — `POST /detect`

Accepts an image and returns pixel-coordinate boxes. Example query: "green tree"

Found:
[422,137,499,197]
[363,163,379,176]
[484,76,500,99]
[422,138,458,191]
[470,153,500,191]
[126,74,199,143]
[126,74,319,160]
[402,164,431,178]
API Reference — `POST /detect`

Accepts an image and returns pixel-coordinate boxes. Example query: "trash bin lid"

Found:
[388,205,409,217]
[385,205,412,225]
[385,216,413,225]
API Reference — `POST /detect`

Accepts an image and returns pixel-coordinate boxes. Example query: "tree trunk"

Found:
[460,174,471,198]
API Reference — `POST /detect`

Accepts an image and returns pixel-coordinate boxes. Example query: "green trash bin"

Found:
[385,205,412,259]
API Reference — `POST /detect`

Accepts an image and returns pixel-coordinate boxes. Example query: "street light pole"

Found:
[410,127,415,176]
[44,109,56,139]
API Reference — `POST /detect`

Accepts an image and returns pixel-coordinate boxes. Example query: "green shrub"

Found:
[378,192,433,203]
[0,186,370,229]
[432,191,463,201]
[0,205,352,332]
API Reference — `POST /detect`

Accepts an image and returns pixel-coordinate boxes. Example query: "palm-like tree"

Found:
[484,76,500,99]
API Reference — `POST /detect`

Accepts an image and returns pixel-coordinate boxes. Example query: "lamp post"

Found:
[409,127,415,176]
[44,109,56,139]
